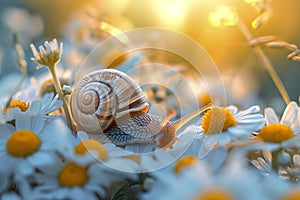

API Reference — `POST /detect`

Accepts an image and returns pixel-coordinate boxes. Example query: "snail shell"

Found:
[71,69,161,145]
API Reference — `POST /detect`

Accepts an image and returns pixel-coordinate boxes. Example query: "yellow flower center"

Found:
[2,100,29,113]
[58,163,89,187]
[257,123,294,143]
[6,130,41,157]
[173,155,198,174]
[202,106,237,134]
[195,188,234,200]
[75,139,108,161]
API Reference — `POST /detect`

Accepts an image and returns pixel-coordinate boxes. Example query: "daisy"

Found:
[142,153,269,200]
[1,92,63,122]
[30,38,62,69]
[33,140,138,200]
[254,101,300,151]
[74,131,140,173]
[137,125,201,173]
[198,105,264,158]
[0,115,73,181]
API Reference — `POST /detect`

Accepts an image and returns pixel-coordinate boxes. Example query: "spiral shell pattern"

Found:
[71,69,149,134]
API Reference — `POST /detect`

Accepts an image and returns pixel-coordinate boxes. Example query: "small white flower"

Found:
[1,92,63,122]
[138,125,200,173]
[30,38,63,68]
[198,105,264,158]
[254,101,300,151]
[74,131,141,174]
[0,115,72,181]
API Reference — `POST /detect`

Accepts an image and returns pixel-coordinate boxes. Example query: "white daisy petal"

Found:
[264,107,279,125]
[227,126,251,139]
[235,105,260,117]
[280,101,298,125]
[227,105,238,114]
[44,41,52,53]
[30,44,40,58]
[0,123,15,138]
[26,100,42,116]
[217,133,232,145]
[41,92,54,107]
[198,134,219,158]
[32,115,45,134]
[28,152,56,168]
[16,161,34,178]
[15,115,31,130]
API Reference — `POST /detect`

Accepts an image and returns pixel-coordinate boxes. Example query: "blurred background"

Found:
[0,0,299,113]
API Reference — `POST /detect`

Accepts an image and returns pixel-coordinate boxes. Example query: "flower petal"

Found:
[280,101,298,126]
[227,106,238,114]
[198,134,219,158]
[235,105,260,117]
[15,115,31,130]
[264,107,279,125]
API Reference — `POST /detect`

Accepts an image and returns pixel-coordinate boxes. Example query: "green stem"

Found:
[237,20,290,105]
[271,149,281,172]
[49,64,74,133]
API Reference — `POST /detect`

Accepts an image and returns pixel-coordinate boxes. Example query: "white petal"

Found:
[281,101,298,126]
[7,108,21,119]
[44,41,52,53]
[203,147,227,172]
[227,126,251,138]
[1,193,21,200]
[235,105,260,117]
[264,107,279,125]
[32,115,45,134]
[217,133,232,145]
[227,106,238,114]
[198,134,219,158]
[26,101,41,116]
[30,44,40,58]
[16,161,34,178]
[0,124,15,138]
[41,92,53,107]
[59,42,63,54]
[15,115,31,130]
[39,46,46,56]
[28,152,55,168]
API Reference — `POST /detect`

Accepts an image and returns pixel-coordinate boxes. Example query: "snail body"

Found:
[71,69,210,148]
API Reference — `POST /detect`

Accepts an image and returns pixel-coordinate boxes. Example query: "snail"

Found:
[71,69,211,148]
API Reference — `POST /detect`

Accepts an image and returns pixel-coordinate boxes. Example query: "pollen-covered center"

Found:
[195,188,234,200]
[6,130,40,157]
[257,123,294,143]
[2,100,29,113]
[202,106,237,134]
[75,139,108,161]
[58,163,89,187]
[173,155,198,174]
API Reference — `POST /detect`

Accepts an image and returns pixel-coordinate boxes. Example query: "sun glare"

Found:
[209,5,239,27]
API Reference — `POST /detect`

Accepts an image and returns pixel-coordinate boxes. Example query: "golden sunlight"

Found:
[209,5,239,27]
[153,0,189,29]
